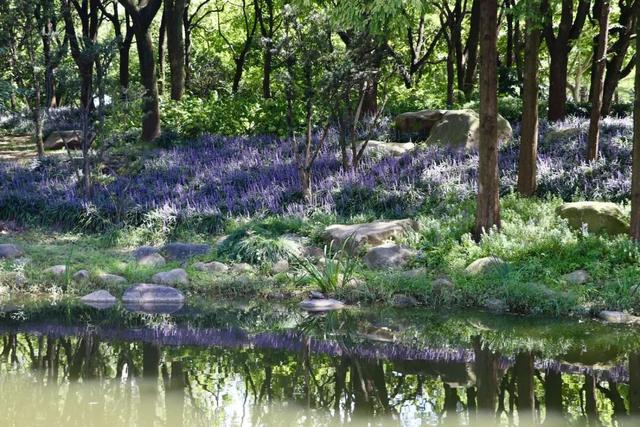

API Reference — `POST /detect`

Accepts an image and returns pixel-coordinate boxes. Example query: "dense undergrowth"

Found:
[0,114,639,317]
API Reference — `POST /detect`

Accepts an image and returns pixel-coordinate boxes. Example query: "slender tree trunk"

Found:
[515,351,535,425]
[630,15,640,240]
[446,40,455,107]
[517,2,541,196]
[629,353,640,414]
[473,336,499,413]
[136,30,161,141]
[587,0,609,161]
[474,0,500,240]
[119,40,132,100]
[183,9,192,89]
[263,44,273,98]
[166,0,186,100]
[158,7,167,96]
[463,0,481,99]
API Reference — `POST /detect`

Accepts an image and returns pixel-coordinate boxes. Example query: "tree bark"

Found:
[473,336,499,413]
[166,0,186,100]
[119,0,163,142]
[474,0,500,240]
[542,0,590,121]
[630,13,640,240]
[514,351,535,425]
[587,0,610,161]
[517,0,541,196]
[158,5,167,96]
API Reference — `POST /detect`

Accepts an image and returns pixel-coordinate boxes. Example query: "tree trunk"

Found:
[119,41,132,100]
[473,336,499,413]
[517,1,541,196]
[629,353,640,414]
[587,0,609,161]
[463,0,481,99]
[166,0,186,100]
[136,30,161,141]
[514,351,535,425]
[263,44,273,98]
[474,0,500,240]
[183,8,192,89]
[158,6,167,96]
[547,47,569,121]
[630,14,640,241]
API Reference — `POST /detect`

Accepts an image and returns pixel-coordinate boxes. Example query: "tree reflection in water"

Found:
[1,302,640,426]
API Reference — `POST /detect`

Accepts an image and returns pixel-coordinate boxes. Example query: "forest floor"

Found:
[0,135,35,162]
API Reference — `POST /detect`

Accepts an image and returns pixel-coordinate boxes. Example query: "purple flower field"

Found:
[0,116,633,230]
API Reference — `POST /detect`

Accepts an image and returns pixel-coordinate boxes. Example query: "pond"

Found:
[0,299,638,426]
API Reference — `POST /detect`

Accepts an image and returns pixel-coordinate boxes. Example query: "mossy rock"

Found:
[425,109,512,150]
[556,201,629,235]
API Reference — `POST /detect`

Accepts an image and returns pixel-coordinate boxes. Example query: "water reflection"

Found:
[0,301,640,426]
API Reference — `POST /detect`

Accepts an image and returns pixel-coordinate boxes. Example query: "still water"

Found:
[0,299,639,426]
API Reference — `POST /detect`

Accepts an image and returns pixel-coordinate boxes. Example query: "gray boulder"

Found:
[394,110,444,142]
[152,268,189,286]
[363,243,416,269]
[598,310,639,324]
[194,261,229,273]
[356,140,415,156]
[81,290,116,303]
[0,244,23,260]
[132,246,160,259]
[299,298,345,312]
[122,283,185,303]
[425,109,512,150]
[44,265,67,276]
[324,219,419,251]
[271,259,290,274]
[231,263,254,274]
[432,277,455,293]
[44,130,92,150]
[557,201,629,235]
[465,257,506,276]
[163,242,211,261]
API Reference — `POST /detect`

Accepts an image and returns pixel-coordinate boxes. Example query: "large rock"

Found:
[557,201,629,235]
[356,140,415,156]
[152,268,189,286]
[122,283,185,303]
[0,244,23,260]
[363,243,416,269]
[562,269,590,285]
[136,252,166,268]
[44,130,92,150]
[44,265,67,277]
[465,256,506,276]
[299,298,345,312]
[80,290,117,310]
[72,270,90,282]
[132,246,160,259]
[598,310,639,324]
[391,294,418,308]
[425,110,512,150]
[163,242,211,261]
[394,110,444,142]
[324,219,419,251]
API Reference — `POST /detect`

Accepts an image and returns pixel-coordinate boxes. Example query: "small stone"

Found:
[44,265,67,276]
[136,252,166,268]
[299,298,345,312]
[97,273,127,286]
[391,294,418,308]
[465,257,506,276]
[0,244,23,259]
[484,298,508,313]
[73,270,90,282]
[122,283,185,303]
[231,263,254,274]
[3,272,27,286]
[272,259,289,274]
[194,261,229,273]
[598,310,636,324]
[152,268,189,286]
[363,326,395,342]
[563,270,590,285]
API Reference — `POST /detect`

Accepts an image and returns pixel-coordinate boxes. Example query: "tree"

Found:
[518,0,542,196]
[586,0,610,161]
[100,0,136,100]
[182,0,218,89]
[166,0,187,100]
[474,0,500,240]
[118,0,163,142]
[60,0,100,109]
[254,0,281,98]
[630,13,640,240]
[541,0,590,121]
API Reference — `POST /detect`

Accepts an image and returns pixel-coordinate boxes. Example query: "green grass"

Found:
[2,193,640,317]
